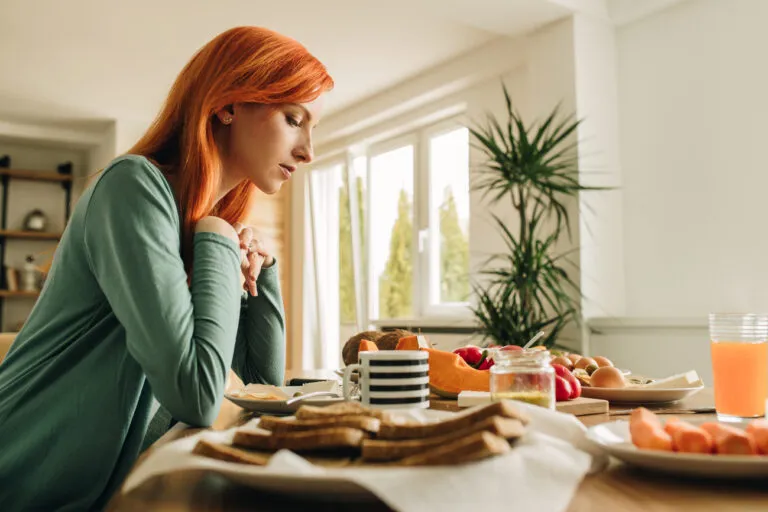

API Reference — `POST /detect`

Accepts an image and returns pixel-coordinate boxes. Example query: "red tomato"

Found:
[552,363,581,399]
[477,357,495,370]
[452,346,483,366]
[555,376,573,402]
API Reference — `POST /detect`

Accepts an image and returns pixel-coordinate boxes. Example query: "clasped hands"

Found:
[233,223,274,296]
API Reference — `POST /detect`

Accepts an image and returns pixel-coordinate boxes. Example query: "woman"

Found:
[0,26,332,510]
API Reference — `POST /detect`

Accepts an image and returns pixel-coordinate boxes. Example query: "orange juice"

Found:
[711,341,768,418]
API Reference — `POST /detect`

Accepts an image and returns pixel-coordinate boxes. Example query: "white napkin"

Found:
[123,402,608,512]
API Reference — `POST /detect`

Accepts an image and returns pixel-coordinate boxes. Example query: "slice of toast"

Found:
[362,416,525,461]
[233,426,365,452]
[259,415,381,434]
[391,431,511,466]
[378,401,529,440]
[192,439,272,466]
[295,401,393,421]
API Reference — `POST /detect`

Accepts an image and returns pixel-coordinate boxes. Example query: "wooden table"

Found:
[108,372,768,512]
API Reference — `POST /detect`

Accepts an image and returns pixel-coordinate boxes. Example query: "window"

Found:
[368,141,415,320]
[426,125,471,312]
[305,119,471,354]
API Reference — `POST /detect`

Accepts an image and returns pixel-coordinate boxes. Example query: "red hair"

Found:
[129,27,333,271]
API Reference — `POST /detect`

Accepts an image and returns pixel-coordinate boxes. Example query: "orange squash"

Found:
[395,336,419,351]
[424,347,490,398]
[395,336,489,398]
[358,339,379,353]
[395,335,433,351]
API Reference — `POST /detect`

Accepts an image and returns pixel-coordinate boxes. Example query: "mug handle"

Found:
[342,364,361,401]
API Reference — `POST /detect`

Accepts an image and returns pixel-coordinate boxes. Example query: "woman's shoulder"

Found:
[82,154,179,228]
[102,154,167,184]
[93,155,175,201]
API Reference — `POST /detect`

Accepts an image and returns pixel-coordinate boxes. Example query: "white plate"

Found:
[587,420,768,479]
[124,408,458,501]
[580,385,704,404]
[224,386,345,414]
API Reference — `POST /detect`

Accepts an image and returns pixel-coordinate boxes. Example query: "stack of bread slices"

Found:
[193,401,529,467]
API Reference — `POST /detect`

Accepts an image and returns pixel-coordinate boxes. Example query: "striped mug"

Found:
[342,350,429,409]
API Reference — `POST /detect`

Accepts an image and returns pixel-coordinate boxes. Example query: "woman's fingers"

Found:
[248,238,274,267]
[239,227,253,249]
[233,223,271,293]
[246,251,264,296]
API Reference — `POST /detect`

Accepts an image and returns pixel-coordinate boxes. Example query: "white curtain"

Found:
[304,166,342,369]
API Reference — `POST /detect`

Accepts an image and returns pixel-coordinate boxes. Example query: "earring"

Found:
[222,115,232,125]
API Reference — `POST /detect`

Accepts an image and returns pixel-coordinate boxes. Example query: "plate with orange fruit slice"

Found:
[587,408,768,478]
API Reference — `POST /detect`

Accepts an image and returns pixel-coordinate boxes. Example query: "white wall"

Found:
[617,0,768,318]
[585,0,768,382]
[589,318,712,384]
[573,13,626,320]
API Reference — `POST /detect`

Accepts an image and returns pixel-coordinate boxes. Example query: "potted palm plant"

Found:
[469,85,606,349]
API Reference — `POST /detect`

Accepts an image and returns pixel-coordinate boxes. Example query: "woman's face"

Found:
[217,96,324,195]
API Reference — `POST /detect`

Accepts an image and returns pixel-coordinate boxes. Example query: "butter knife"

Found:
[609,407,716,416]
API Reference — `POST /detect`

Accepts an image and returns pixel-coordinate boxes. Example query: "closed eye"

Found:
[286,115,301,127]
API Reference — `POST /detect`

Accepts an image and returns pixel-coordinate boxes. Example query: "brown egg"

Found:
[574,357,597,370]
[567,354,582,364]
[590,366,626,388]
[551,356,574,370]
[592,356,614,368]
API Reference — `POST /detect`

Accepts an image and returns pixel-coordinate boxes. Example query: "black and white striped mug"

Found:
[342,350,429,409]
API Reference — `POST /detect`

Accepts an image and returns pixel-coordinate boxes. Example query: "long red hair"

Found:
[128,26,333,271]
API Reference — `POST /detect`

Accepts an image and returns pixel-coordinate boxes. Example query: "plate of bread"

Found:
[194,400,528,470]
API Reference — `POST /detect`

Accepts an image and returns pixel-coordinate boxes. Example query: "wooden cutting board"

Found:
[554,397,609,416]
[432,392,609,417]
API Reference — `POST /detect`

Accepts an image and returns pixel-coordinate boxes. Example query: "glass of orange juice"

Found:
[709,313,768,422]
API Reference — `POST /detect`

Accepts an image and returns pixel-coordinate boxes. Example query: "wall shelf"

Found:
[0,290,40,299]
[0,230,62,241]
[0,169,73,183]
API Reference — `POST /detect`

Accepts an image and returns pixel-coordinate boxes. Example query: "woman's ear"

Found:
[215,106,235,125]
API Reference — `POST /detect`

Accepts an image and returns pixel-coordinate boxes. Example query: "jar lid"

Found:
[492,348,551,366]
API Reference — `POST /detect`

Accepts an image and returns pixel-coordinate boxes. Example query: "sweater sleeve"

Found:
[83,157,242,427]
[231,262,286,386]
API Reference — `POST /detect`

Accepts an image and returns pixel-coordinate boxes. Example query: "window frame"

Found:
[365,133,420,323]
[420,118,473,318]
[304,116,473,336]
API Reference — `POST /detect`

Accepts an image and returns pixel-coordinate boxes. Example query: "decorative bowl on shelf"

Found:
[23,209,48,232]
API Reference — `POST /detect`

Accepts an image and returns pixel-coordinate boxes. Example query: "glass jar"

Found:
[490,349,555,409]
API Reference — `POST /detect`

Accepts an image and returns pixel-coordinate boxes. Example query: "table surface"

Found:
[108,370,768,512]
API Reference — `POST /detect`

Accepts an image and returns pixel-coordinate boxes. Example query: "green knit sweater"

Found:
[0,155,285,510]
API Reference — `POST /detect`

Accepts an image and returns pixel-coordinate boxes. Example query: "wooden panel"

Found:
[246,181,292,362]
[0,332,16,363]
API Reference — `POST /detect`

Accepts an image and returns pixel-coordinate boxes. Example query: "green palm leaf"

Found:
[468,83,615,348]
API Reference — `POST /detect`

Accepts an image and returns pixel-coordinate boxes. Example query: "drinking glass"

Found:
[709,313,768,422]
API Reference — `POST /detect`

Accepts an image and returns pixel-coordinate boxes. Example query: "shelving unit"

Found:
[0,156,72,329]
